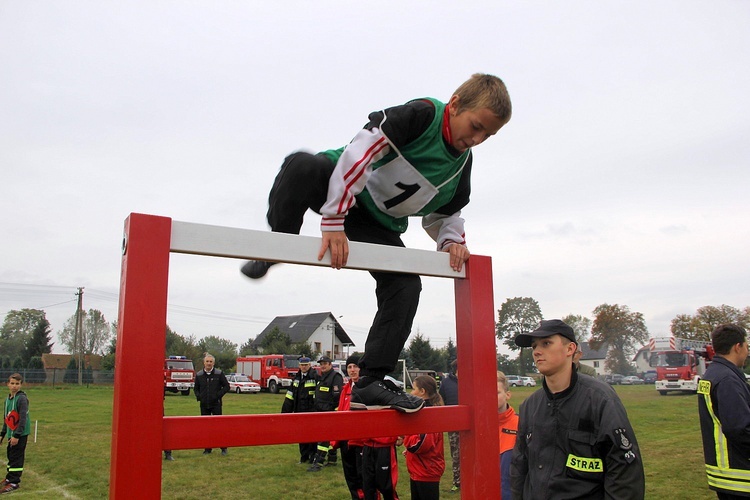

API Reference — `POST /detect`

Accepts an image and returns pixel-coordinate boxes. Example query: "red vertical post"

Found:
[110,214,172,499]
[454,255,500,498]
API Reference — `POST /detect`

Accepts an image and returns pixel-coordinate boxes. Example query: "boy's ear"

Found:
[449,94,461,114]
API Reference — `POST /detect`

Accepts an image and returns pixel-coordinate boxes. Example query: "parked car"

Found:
[519,376,537,387]
[505,375,523,387]
[227,374,261,394]
[604,374,625,385]
[643,370,657,384]
[621,376,644,385]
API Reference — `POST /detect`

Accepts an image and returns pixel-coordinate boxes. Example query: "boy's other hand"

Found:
[319,231,349,269]
[444,243,470,272]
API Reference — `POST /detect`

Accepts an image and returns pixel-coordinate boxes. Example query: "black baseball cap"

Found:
[318,356,332,363]
[514,319,577,348]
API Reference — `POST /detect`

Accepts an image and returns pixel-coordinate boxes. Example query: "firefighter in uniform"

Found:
[309,355,344,472]
[282,357,319,464]
[510,319,645,499]
[698,323,750,499]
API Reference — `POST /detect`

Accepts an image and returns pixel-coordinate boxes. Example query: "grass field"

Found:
[2,384,714,499]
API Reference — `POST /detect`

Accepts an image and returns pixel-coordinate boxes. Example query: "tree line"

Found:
[495,298,750,375]
[2,301,747,376]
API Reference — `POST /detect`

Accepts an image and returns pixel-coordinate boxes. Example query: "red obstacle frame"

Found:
[110,213,499,498]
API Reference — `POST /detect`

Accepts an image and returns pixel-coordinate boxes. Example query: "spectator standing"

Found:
[240,74,512,414]
[309,356,344,472]
[510,319,645,499]
[281,356,319,464]
[0,373,30,494]
[438,359,460,492]
[403,375,445,499]
[194,353,230,455]
[698,324,750,499]
[496,372,518,500]
[573,348,597,377]
[331,354,366,499]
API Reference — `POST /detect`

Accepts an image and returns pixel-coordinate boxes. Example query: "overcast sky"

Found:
[1,1,748,357]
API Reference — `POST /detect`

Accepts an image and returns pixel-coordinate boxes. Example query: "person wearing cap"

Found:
[282,356,319,464]
[697,324,750,499]
[308,355,344,472]
[331,354,366,499]
[509,319,645,499]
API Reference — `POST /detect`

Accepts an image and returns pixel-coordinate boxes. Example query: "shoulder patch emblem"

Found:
[614,428,632,450]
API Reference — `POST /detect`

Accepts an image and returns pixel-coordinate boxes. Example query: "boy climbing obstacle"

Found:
[242,73,512,412]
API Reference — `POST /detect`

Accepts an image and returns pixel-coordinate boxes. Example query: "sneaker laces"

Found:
[381,378,405,394]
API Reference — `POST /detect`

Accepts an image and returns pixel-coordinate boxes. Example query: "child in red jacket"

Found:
[497,371,518,500]
[402,375,445,499]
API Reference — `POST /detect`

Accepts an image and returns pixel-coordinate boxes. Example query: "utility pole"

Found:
[74,287,84,385]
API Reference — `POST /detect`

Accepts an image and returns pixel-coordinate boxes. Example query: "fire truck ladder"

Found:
[110,213,500,498]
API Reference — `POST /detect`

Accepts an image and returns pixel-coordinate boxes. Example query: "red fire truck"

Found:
[648,336,714,395]
[164,355,196,396]
[236,354,300,393]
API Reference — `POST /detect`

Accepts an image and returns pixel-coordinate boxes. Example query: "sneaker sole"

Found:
[349,401,424,413]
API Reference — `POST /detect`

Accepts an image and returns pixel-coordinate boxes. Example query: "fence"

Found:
[110,213,499,498]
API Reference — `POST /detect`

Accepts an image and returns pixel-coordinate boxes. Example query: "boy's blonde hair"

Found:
[497,371,509,392]
[452,73,512,125]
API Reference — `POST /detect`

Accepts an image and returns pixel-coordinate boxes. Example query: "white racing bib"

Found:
[367,155,439,217]
[366,110,466,218]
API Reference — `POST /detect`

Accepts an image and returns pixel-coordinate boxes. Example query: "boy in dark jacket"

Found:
[1,373,30,494]
[242,74,512,414]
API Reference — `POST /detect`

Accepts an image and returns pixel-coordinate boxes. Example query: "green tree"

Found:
[239,337,258,356]
[58,309,113,355]
[64,357,93,384]
[497,353,519,374]
[496,297,543,375]
[670,305,750,342]
[406,332,443,371]
[561,314,592,342]
[24,317,54,364]
[590,304,649,375]
[26,356,46,383]
[260,327,293,355]
[198,335,238,371]
[0,309,47,360]
[444,337,457,366]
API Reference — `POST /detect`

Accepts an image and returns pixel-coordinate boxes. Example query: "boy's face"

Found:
[7,378,21,396]
[347,363,360,382]
[531,334,576,376]
[448,95,505,152]
[497,382,511,411]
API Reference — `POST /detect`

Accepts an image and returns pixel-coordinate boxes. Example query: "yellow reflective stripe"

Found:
[701,387,730,469]
[566,454,603,472]
[706,466,750,493]
[317,444,330,452]
[304,381,316,387]
[698,379,711,395]
[285,391,294,400]
[8,468,23,472]
[706,464,750,481]
[319,386,330,392]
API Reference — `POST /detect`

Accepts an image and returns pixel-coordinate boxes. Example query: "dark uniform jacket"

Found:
[314,369,344,412]
[282,369,319,413]
[698,356,750,496]
[439,373,459,406]
[511,370,645,499]
[194,368,230,408]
